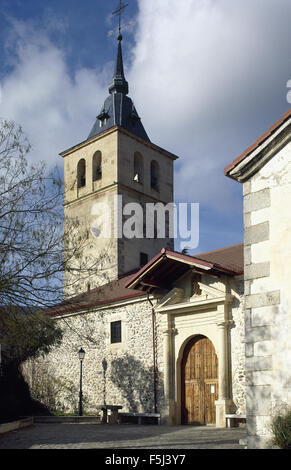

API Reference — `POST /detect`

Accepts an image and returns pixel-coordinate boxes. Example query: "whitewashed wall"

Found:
[243,142,291,448]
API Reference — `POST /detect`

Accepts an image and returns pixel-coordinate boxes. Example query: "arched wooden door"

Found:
[181,335,218,425]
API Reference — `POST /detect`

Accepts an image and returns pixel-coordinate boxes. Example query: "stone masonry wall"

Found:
[24,297,165,417]
[229,276,246,415]
[23,274,245,423]
[243,142,291,448]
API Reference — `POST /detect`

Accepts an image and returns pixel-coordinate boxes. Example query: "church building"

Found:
[25,33,246,428]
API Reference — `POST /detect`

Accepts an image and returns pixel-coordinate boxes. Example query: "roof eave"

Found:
[225,110,291,182]
[47,291,147,317]
[125,248,240,291]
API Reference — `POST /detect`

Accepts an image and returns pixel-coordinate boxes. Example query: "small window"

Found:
[140,252,148,267]
[111,321,122,344]
[97,109,109,129]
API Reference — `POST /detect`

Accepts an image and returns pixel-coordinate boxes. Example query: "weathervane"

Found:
[111,0,129,38]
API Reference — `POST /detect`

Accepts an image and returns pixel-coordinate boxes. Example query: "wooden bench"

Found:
[96,405,123,424]
[225,414,246,428]
[118,412,161,425]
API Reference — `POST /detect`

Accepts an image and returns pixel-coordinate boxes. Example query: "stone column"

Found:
[215,320,233,427]
[161,317,171,424]
[161,315,175,425]
[163,327,171,401]
[218,321,228,400]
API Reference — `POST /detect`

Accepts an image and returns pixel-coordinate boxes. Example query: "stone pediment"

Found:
[156,280,233,314]
[190,281,225,302]
[157,288,185,308]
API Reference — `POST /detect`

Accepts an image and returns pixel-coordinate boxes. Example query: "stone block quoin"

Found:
[244,188,271,214]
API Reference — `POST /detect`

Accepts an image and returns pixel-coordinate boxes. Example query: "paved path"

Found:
[0,423,246,449]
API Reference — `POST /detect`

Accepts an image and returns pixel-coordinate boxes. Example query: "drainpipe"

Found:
[147,293,158,414]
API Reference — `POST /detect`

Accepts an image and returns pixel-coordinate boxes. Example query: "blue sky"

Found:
[0,0,138,74]
[1,0,291,255]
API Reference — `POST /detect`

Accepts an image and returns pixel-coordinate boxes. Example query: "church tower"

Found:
[61,34,178,296]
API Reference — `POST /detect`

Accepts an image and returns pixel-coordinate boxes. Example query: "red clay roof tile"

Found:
[48,244,243,316]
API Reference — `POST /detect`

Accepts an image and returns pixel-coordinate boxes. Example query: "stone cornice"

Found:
[60,126,118,157]
[156,294,234,315]
[51,293,152,320]
[59,125,179,161]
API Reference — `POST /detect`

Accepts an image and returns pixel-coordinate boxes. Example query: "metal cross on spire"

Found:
[112,0,129,38]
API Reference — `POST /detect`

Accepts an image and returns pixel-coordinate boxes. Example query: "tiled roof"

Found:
[125,244,244,291]
[47,271,146,317]
[48,244,244,316]
[193,243,244,275]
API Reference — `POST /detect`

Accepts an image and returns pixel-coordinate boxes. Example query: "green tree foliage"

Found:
[269,405,291,449]
[0,307,63,366]
[0,306,63,421]
[0,118,110,419]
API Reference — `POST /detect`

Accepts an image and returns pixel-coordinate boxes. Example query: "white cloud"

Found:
[129,0,291,210]
[1,1,291,219]
[0,19,108,168]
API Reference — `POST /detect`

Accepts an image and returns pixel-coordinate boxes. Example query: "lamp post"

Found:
[78,348,85,416]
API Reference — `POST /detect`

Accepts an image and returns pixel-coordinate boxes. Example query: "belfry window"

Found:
[151,160,160,191]
[77,159,86,188]
[133,152,143,184]
[93,151,102,181]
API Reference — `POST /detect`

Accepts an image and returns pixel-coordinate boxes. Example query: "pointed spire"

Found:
[87,26,150,142]
[109,34,129,95]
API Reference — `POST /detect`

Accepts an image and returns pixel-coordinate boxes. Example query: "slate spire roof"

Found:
[88,34,150,142]
[108,34,129,95]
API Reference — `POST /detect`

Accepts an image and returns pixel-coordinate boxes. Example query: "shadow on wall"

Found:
[110,354,163,414]
[22,359,88,415]
[245,299,291,448]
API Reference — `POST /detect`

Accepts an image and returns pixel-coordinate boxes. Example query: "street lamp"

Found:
[78,348,85,416]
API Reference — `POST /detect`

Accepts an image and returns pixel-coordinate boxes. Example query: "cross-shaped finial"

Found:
[112,0,129,38]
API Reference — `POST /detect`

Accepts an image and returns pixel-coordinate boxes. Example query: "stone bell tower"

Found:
[61,34,178,296]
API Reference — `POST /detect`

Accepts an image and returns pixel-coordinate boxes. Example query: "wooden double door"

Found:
[181,335,218,425]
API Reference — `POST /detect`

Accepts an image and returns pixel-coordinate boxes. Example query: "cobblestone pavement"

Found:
[0,424,246,449]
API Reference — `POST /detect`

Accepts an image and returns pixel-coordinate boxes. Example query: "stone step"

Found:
[34,416,101,424]
[0,417,34,434]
